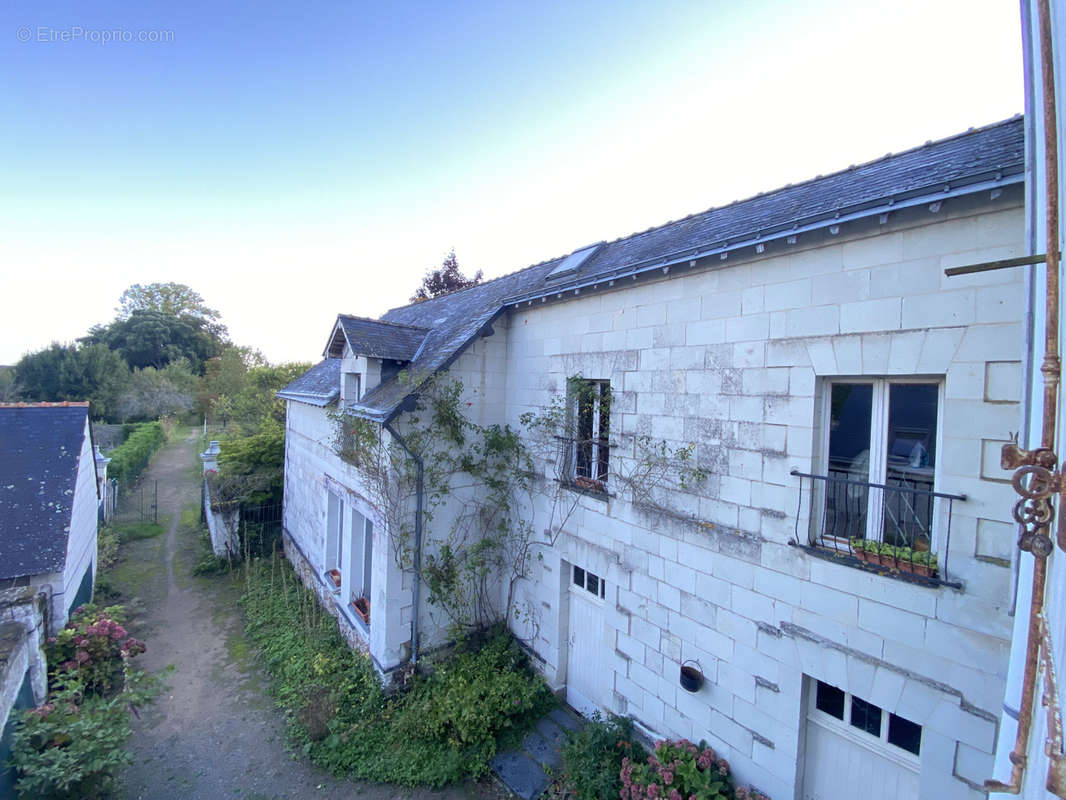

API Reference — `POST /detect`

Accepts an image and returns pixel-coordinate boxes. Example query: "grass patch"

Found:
[113,521,165,542]
[241,553,555,787]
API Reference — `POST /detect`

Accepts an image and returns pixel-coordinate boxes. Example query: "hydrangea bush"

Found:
[621,739,769,800]
[45,604,146,696]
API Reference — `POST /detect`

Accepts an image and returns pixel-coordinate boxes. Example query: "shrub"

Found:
[240,556,554,786]
[623,739,733,800]
[11,677,133,799]
[559,713,646,800]
[45,605,146,696]
[12,638,160,799]
[107,421,165,485]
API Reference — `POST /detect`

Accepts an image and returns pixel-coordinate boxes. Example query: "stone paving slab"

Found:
[491,751,549,800]
[494,706,585,799]
[522,730,563,770]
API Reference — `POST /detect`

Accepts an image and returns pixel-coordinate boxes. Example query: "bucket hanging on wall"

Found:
[679,659,704,693]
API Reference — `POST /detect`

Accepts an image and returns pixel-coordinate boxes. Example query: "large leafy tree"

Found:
[118,282,228,340]
[83,310,222,375]
[410,250,482,302]
[116,360,199,421]
[12,342,130,419]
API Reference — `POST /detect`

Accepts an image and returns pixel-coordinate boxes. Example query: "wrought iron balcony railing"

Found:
[791,469,966,588]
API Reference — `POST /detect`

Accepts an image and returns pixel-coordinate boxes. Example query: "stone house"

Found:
[280,117,1026,799]
[0,401,101,797]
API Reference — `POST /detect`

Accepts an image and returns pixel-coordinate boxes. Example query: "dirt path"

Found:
[111,431,504,800]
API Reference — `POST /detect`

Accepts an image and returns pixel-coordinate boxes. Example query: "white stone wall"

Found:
[502,192,1026,800]
[282,318,512,673]
[54,417,98,630]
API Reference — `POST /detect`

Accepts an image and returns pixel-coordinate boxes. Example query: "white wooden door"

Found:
[566,587,605,717]
[803,714,920,800]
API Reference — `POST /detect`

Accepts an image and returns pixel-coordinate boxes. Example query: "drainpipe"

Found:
[383,419,424,666]
[987,0,1061,792]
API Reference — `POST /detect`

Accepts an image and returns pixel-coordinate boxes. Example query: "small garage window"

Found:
[812,679,922,757]
[572,564,606,599]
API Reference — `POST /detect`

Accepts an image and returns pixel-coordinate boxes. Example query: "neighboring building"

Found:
[0,401,101,797]
[989,0,1066,797]
[281,118,1027,799]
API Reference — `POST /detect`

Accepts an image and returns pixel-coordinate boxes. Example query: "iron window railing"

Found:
[791,469,966,588]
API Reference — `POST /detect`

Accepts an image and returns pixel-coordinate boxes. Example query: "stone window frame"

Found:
[568,377,611,490]
[813,376,946,551]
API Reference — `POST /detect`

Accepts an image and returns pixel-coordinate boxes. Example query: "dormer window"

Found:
[342,371,361,404]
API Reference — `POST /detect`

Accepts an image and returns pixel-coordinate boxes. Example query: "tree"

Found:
[116,360,198,421]
[0,366,18,402]
[117,282,227,339]
[12,342,130,419]
[83,310,222,375]
[410,250,482,302]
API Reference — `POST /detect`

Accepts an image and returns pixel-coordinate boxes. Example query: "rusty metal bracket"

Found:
[1002,440,1064,555]
[1038,613,1066,796]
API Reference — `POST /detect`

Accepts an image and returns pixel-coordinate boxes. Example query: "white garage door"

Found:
[565,563,607,717]
[803,679,921,800]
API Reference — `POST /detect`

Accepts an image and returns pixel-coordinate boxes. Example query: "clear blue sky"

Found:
[0,0,1023,364]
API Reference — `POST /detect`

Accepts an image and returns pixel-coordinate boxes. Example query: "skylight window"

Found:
[546,243,602,280]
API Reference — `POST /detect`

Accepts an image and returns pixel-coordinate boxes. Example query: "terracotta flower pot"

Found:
[353,596,370,625]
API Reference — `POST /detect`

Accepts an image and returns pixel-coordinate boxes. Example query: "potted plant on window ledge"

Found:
[326,569,342,590]
[352,596,370,625]
[574,476,605,492]
[849,538,868,562]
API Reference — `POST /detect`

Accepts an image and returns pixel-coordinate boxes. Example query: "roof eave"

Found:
[505,171,1024,307]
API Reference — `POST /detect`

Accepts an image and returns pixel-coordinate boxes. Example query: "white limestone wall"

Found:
[282,318,512,673]
[55,418,98,630]
[503,192,1026,799]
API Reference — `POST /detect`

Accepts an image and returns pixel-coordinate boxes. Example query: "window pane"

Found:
[573,566,585,588]
[849,696,882,736]
[888,713,922,755]
[586,573,599,597]
[826,384,873,540]
[815,681,845,719]
[597,383,610,482]
[884,384,938,548]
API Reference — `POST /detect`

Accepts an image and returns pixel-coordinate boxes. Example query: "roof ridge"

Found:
[338,313,431,332]
[0,401,90,408]
[383,253,567,316]
[383,116,1022,319]
[598,115,1024,249]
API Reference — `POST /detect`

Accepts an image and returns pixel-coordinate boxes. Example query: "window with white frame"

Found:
[570,378,610,488]
[811,679,922,757]
[324,490,344,590]
[571,564,606,600]
[346,507,373,611]
[819,379,940,549]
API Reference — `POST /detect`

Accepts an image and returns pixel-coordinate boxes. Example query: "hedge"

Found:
[106,422,165,485]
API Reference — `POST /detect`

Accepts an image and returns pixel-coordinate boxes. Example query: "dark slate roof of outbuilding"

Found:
[0,403,91,580]
[286,117,1025,423]
[277,358,341,406]
[330,315,429,362]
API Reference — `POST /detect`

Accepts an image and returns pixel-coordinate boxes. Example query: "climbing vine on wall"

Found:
[327,373,709,640]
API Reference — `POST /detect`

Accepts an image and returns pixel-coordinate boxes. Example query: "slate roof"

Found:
[286,117,1025,423]
[329,315,429,362]
[277,358,341,406]
[0,402,91,580]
